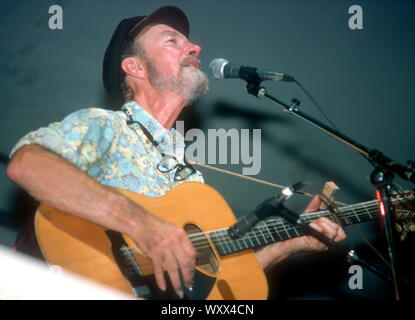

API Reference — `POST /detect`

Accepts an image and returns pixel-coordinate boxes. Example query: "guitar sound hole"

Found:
[184,223,219,274]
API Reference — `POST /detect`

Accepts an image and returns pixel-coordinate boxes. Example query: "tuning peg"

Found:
[395,222,402,233]
[395,222,415,242]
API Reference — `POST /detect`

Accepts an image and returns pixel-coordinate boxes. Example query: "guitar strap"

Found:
[121,107,161,149]
[121,107,196,180]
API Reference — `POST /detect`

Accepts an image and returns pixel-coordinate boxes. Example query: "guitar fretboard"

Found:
[208,197,395,256]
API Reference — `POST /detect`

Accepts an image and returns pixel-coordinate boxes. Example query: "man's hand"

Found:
[131,212,195,297]
[287,195,347,253]
[255,195,347,271]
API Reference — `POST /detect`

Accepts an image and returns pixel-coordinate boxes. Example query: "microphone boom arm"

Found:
[245,81,415,184]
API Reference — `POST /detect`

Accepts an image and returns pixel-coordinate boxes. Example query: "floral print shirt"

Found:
[10,100,204,197]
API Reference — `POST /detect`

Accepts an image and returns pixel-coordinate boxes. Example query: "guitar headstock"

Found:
[391,190,415,241]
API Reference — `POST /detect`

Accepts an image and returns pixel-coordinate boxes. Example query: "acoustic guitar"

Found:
[34,182,415,299]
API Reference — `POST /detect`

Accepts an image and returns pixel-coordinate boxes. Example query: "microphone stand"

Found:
[244,79,415,300]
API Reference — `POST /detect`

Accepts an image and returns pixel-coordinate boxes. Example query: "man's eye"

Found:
[168,38,177,44]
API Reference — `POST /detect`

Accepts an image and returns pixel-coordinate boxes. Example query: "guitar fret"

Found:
[351,206,361,223]
[353,214,361,223]
[212,231,228,255]
[357,205,371,222]
[362,210,372,221]
[224,233,237,253]
[267,220,282,241]
[248,233,258,248]
[259,229,267,245]
[339,216,349,226]
[275,223,284,240]
[251,229,261,246]
[264,224,275,243]
[255,227,268,246]
[255,227,269,246]
[227,237,239,252]
[363,204,373,220]
[259,225,273,245]
[219,241,228,255]
[242,236,252,249]
[234,238,243,251]
[236,238,247,251]
[280,222,291,240]
[249,233,261,247]
[288,226,299,238]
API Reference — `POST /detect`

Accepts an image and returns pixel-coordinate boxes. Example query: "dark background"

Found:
[0,0,414,300]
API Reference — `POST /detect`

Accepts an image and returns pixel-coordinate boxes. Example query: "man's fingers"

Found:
[151,254,167,292]
[311,218,336,239]
[317,217,346,241]
[138,216,196,296]
[304,195,321,213]
[308,222,329,250]
[309,222,324,233]
[168,228,196,286]
[334,224,347,241]
[308,217,347,249]
[173,241,196,286]
[163,251,183,295]
[147,230,195,296]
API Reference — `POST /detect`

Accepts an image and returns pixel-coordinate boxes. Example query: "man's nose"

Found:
[185,41,201,57]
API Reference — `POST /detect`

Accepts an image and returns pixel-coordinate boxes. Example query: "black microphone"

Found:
[228,183,303,239]
[209,58,295,83]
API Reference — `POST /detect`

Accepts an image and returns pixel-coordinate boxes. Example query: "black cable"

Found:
[293,79,376,167]
[293,79,339,131]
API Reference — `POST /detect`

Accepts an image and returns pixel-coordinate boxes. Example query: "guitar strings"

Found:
[119,196,411,262]
[133,202,374,252]
[120,199,393,256]
[118,195,413,275]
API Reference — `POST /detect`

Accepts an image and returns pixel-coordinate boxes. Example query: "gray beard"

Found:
[145,58,209,105]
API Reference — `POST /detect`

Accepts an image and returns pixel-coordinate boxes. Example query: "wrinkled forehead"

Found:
[136,23,187,46]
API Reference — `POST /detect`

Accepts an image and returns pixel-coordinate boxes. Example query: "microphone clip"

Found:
[227,182,304,239]
[246,80,266,99]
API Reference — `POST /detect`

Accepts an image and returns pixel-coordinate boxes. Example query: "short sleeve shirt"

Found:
[10,100,204,197]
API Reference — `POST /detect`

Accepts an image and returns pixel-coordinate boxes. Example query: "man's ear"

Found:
[121,57,145,79]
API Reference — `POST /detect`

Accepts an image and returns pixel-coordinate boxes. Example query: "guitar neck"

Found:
[209,198,383,256]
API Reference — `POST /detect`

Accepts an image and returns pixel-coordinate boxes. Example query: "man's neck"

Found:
[132,90,186,130]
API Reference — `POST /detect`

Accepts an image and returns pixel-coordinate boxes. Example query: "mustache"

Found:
[180,56,201,68]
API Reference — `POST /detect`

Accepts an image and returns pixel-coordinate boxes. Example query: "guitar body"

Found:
[35,182,268,300]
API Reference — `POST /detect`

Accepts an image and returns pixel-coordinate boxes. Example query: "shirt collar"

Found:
[121,100,186,161]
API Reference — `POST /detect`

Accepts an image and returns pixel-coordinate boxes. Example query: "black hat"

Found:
[103,6,190,107]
